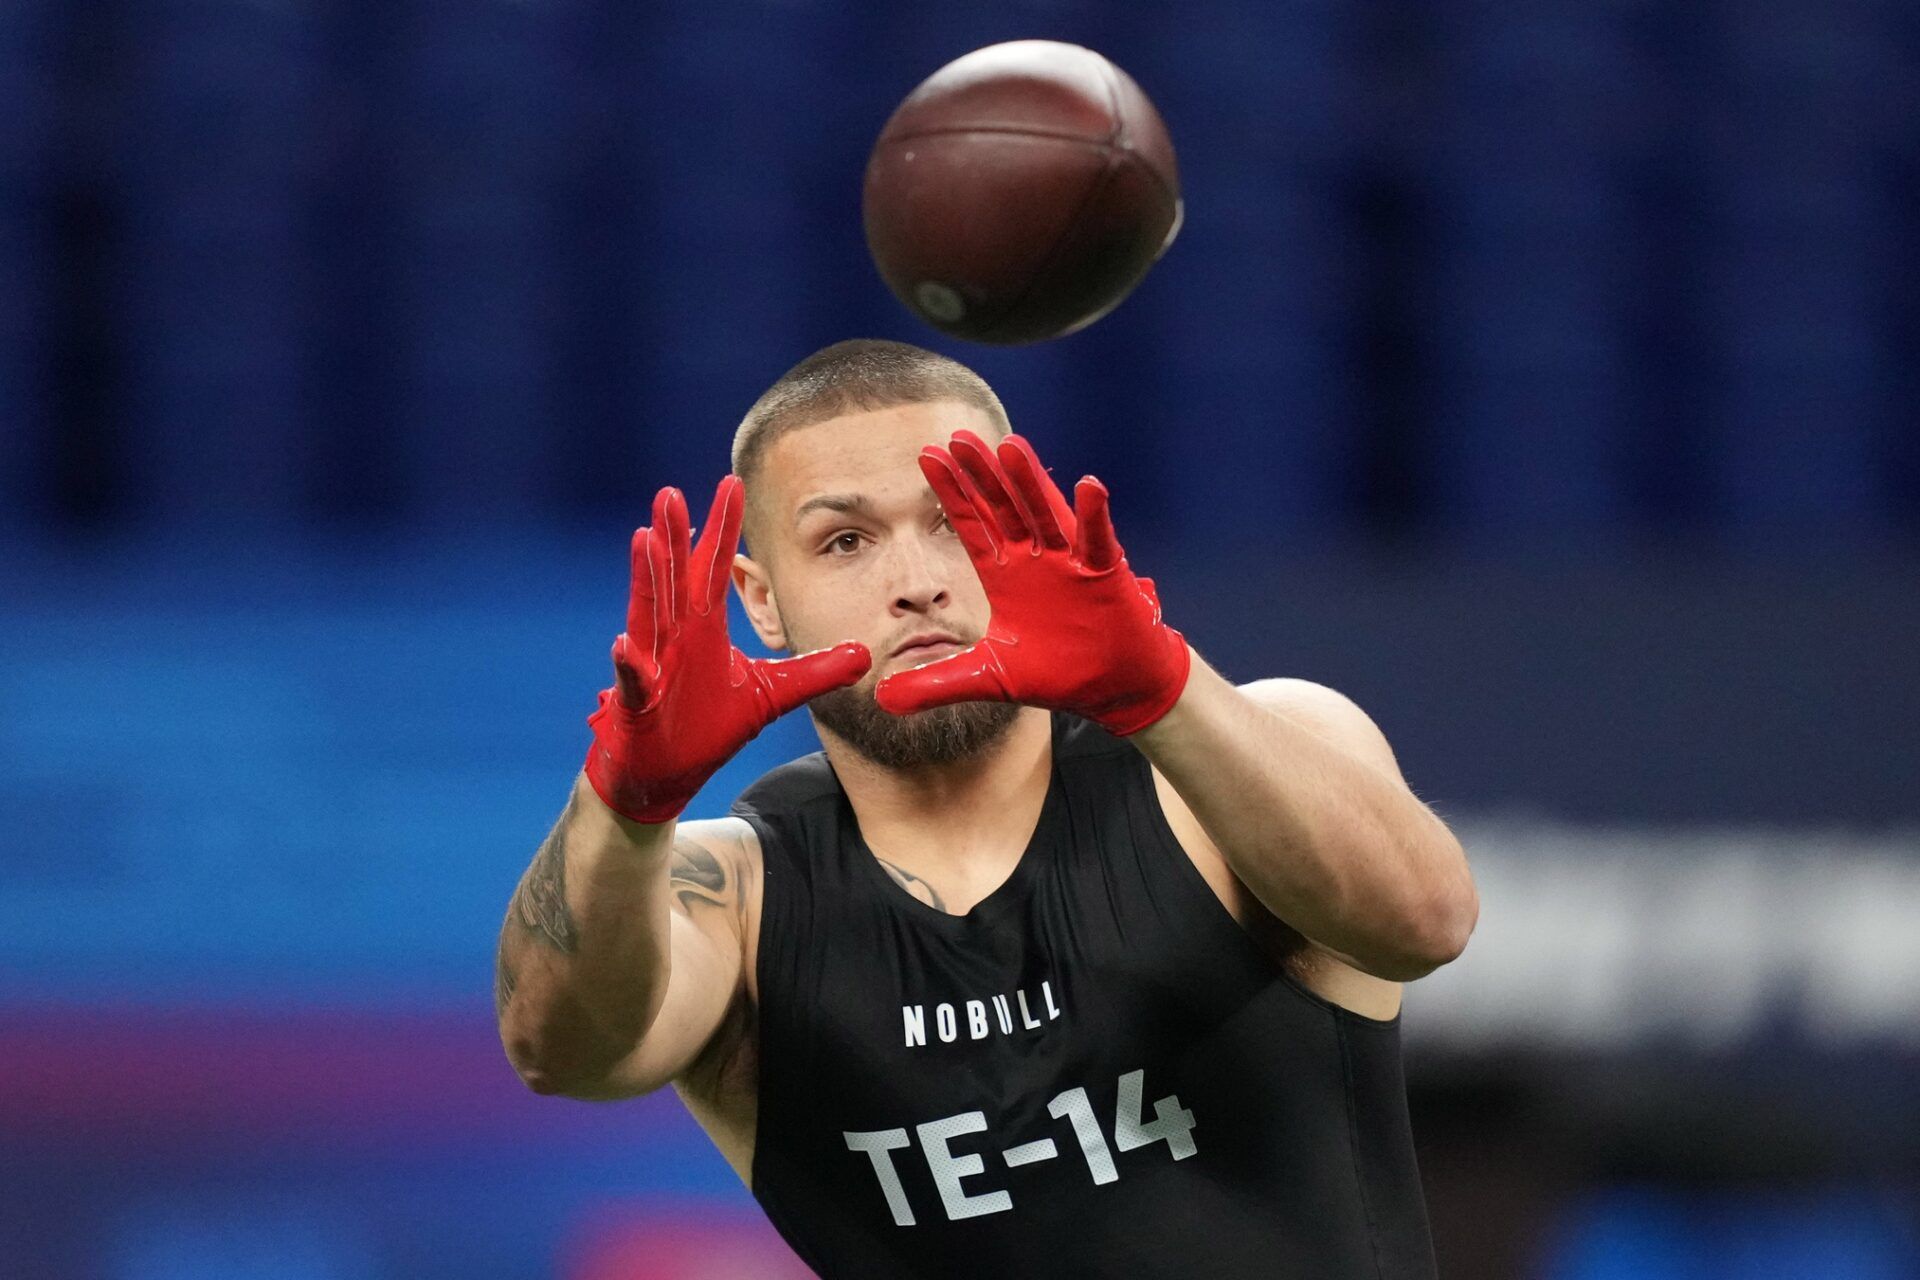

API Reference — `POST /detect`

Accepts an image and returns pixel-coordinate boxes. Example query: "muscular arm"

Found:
[1130,654,1478,981]
[495,772,746,1098]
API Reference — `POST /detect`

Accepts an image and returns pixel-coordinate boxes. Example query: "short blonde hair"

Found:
[729,339,1013,485]
[732,339,1010,554]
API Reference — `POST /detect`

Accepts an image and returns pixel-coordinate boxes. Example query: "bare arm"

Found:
[495,480,864,1098]
[1130,655,1478,981]
[495,772,746,1098]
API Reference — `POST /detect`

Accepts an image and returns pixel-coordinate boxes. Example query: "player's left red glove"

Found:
[875,429,1191,736]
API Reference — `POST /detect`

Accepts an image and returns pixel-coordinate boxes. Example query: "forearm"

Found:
[1131,655,1475,979]
[496,771,675,1090]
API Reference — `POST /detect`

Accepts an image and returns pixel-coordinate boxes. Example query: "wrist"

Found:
[575,764,682,843]
[582,741,693,826]
[1101,632,1193,737]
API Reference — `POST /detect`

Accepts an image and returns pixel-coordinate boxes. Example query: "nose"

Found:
[885,530,953,617]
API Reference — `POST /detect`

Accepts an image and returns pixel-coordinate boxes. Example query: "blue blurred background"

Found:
[2,2,1917,1277]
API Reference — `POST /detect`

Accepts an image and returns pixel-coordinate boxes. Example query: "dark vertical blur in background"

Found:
[2,3,1916,1277]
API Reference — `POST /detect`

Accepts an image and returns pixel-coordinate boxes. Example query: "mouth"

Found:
[889,633,967,664]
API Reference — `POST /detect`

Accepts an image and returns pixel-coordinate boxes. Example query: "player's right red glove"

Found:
[584,477,871,824]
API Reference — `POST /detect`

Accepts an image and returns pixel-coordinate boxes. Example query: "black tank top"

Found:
[731,712,1437,1279]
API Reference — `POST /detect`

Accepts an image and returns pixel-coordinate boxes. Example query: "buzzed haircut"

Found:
[731,338,1011,555]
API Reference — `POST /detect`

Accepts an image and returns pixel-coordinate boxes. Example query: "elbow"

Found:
[500,1025,606,1099]
[516,1066,569,1097]
[508,1053,617,1099]
[502,1030,566,1096]
[1420,882,1480,971]
[1389,866,1480,980]
[1352,862,1478,983]
[503,1028,650,1100]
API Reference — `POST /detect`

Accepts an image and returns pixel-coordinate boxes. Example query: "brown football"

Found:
[863,40,1182,345]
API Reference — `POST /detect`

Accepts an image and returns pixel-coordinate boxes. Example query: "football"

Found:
[863,40,1182,345]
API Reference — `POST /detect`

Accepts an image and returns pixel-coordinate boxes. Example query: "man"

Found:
[495,339,1477,1278]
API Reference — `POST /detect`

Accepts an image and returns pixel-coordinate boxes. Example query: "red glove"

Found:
[586,477,872,823]
[875,430,1191,736]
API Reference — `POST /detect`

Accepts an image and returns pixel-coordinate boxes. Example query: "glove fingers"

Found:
[646,493,678,664]
[755,641,873,720]
[997,434,1073,551]
[919,449,1002,566]
[949,429,1033,547]
[609,633,648,708]
[1074,476,1125,571]
[875,645,1006,716]
[689,475,744,615]
[625,526,656,643]
[655,486,692,622]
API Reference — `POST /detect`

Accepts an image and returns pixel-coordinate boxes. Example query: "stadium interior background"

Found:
[2,2,1916,1277]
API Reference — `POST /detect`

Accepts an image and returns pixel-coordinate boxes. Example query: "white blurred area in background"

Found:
[1413,818,1920,1052]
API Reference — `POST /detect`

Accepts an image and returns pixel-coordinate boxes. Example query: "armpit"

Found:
[677,971,757,1100]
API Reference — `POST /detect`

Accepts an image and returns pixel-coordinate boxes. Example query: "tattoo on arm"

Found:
[670,838,732,915]
[498,799,580,1008]
[514,802,581,953]
[497,814,745,1017]
[877,857,949,913]
[494,947,518,1018]
[496,801,582,1017]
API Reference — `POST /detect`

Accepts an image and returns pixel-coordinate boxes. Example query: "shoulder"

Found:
[673,815,762,874]
[725,750,847,892]
[730,749,839,819]
[661,817,761,946]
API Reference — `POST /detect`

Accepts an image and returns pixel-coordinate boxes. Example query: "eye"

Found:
[824,531,864,556]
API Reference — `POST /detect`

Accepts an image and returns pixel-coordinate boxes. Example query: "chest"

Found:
[870,850,1024,918]
[785,869,1280,1122]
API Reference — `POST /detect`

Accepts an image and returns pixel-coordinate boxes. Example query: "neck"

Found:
[816,706,1054,866]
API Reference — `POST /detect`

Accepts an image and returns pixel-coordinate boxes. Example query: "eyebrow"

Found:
[793,492,877,527]
[792,487,943,529]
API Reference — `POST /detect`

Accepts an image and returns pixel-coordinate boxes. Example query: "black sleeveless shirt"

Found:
[731,712,1437,1279]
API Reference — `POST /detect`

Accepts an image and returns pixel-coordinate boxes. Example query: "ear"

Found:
[731,552,788,652]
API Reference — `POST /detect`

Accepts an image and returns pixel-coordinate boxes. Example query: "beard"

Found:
[808,679,1021,770]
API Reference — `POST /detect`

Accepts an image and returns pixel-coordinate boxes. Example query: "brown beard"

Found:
[808,680,1020,770]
